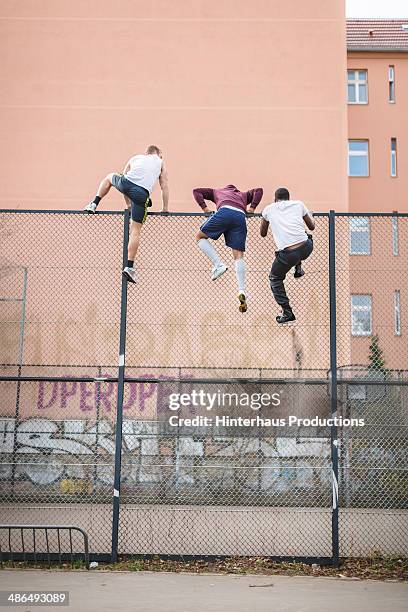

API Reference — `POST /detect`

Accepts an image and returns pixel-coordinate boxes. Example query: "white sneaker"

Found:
[122,267,137,283]
[211,263,228,281]
[84,202,97,213]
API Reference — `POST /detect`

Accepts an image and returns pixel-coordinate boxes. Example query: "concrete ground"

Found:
[1,570,407,612]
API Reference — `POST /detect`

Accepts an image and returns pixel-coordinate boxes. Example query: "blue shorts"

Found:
[200,207,247,252]
[112,174,151,224]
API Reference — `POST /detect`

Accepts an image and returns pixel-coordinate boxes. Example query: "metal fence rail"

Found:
[0,209,407,565]
[0,525,90,568]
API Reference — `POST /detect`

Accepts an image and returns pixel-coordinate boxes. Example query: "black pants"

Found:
[269,237,313,310]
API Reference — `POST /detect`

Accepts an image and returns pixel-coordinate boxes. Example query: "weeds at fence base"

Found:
[109,556,408,580]
[2,556,407,581]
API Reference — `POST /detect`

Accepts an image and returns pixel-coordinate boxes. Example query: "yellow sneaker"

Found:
[238,292,247,313]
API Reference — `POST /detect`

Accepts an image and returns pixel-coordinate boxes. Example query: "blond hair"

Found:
[146,144,162,156]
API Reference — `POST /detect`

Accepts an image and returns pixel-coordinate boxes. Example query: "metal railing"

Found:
[0,525,90,569]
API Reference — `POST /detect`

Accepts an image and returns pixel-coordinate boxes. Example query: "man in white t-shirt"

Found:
[260,187,315,324]
[84,145,169,283]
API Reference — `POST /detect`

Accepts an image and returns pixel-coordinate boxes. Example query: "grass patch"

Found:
[2,556,407,581]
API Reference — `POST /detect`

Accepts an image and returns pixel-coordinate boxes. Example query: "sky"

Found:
[346,0,408,17]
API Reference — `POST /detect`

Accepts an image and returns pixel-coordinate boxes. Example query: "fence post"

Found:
[10,266,28,498]
[328,210,340,566]
[111,209,130,564]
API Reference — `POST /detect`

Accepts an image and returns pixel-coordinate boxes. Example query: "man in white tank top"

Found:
[84,145,169,283]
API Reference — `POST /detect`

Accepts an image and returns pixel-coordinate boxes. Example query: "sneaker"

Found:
[84,202,97,213]
[211,263,228,281]
[294,264,305,278]
[122,267,137,283]
[276,310,296,324]
[238,292,248,313]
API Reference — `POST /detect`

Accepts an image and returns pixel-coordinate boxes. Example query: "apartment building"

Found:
[0,0,347,213]
[347,19,408,212]
[0,7,407,375]
[347,19,408,371]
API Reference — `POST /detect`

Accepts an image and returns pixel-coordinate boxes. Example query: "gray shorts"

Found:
[111,174,151,223]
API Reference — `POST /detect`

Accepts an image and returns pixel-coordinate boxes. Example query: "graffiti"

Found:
[0,418,158,486]
[36,377,157,413]
[0,418,331,492]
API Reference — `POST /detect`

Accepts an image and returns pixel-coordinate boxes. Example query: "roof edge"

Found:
[347,47,408,53]
[346,17,408,21]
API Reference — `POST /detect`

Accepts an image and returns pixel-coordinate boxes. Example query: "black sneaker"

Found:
[276,310,296,324]
[294,264,305,278]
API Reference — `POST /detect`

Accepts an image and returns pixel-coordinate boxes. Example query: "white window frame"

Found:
[391,138,397,177]
[394,290,401,336]
[351,295,372,337]
[349,217,371,255]
[347,69,368,104]
[348,140,369,177]
[388,65,395,103]
[392,216,399,256]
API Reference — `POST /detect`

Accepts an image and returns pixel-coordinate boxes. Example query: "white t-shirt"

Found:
[262,200,310,251]
[124,154,162,194]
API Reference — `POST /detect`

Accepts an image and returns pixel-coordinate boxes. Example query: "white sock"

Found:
[198,239,222,266]
[235,259,246,293]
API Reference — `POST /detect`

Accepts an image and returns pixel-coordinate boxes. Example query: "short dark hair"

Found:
[275,187,290,201]
[146,144,162,156]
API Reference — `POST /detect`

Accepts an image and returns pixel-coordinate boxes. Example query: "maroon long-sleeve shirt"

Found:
[193,184,263,214]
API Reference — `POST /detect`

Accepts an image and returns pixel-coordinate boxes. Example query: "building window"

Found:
[391,138,397,177]
[349,217,370,255]
[351,295,372,336]
[392,216,399,255]
[388,65,395,102]
[348,140,369,177]
[347,69,368,104]
[395,290,401,336]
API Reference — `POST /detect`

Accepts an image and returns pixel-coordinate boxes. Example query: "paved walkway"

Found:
[1,570,407,612]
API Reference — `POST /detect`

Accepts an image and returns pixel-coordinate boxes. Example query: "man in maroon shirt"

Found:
[193,184,263,312]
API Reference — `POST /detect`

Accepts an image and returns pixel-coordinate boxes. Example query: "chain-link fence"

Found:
[0,209,407,564]
[334,214,408,557]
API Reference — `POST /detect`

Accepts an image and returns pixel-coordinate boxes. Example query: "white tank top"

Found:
[124,154,162,194]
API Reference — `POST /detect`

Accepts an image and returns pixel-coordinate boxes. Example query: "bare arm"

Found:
[260,218,269,238]
[247,187,264,214]
[303,212,315,231]
[159,161,169,212]
[192,188,215,213]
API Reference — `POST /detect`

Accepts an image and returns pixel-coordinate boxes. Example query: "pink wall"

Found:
[0,1,348,213]
[348,52,408,212]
